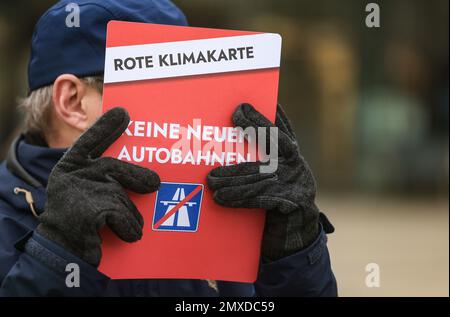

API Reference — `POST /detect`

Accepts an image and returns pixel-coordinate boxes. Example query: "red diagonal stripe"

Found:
[154,185,203,229]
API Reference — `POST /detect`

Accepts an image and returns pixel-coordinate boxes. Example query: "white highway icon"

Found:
[159,187,196,227]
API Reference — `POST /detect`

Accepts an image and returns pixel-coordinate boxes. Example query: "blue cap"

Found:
[28,0,188,91]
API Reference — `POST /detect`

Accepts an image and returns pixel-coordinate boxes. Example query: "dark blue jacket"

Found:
[0,136,337,296]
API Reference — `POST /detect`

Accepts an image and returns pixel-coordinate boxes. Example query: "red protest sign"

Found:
[99,21,281,282]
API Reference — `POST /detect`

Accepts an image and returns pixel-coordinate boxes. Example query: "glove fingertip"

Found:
[142,170,161,193]
[106,213,143,244]
[212,190,226,206]
[239,103,256,112]
[232,103,254,126]
[130,229,143,242]
[121,229,143,243]
[106,107,130,123]
[206,173,220,190]
[207,164,223,178]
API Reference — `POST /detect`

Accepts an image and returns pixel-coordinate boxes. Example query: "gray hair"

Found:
[19,76,103,134]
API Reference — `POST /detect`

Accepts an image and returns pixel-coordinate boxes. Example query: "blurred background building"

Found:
[0,0,448,296]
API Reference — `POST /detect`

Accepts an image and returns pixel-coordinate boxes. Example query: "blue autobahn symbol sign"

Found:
[152,182,204,232]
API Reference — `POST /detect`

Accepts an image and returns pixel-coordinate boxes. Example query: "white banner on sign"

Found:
[104,33,282,84]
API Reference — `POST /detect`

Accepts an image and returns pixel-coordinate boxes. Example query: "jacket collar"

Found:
[7,135,66,188]
[0,135,66,217]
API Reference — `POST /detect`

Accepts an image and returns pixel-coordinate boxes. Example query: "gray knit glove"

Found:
[37,108,160,267]
[207,104,320,260]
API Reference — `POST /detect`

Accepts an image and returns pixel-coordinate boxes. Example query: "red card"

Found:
[99,21,281,282]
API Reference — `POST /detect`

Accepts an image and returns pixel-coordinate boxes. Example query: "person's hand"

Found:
[37,108,160,267]
[207,104,320,260]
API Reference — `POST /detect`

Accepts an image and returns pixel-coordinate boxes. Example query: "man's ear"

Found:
[52,74,89,132]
